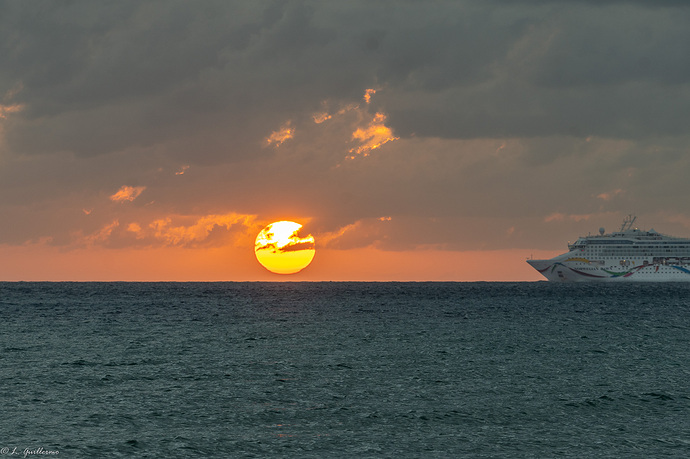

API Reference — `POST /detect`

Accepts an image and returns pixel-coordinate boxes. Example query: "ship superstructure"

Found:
[528,215,690,282]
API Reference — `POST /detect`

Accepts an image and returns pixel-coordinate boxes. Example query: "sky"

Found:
[2,0,690,281]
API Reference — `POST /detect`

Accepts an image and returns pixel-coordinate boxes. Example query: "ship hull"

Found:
[528,258,690,282]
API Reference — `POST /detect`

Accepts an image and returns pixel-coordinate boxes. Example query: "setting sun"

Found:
[254,221,316,274]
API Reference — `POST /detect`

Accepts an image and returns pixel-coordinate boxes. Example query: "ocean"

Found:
[1,282,689,458]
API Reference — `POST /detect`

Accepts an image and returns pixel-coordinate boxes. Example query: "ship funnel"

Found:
[599,227,605,235]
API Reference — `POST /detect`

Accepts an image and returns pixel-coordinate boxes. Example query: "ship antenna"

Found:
[620,214,636,232]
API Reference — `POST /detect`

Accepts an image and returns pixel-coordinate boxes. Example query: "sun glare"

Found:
[255,221,316,274]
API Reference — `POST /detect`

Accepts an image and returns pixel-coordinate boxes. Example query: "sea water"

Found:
[1,282,689,458]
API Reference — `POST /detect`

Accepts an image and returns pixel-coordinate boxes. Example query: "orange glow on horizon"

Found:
[0,242,557,282]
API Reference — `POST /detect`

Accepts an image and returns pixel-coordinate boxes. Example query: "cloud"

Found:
[312,112,332,124]
[363,88,376,104]
[110,185,146,203]
[2,0,690,264]
[595,189,625,201]
[3,0,690,158]
[127,222,143,236]
[256,238,315,254]
[317,218,389,250]
[255,223,315,253]
[489,0,689,6]
[277,239,315,252]
[348,112,399,158]
[68,212,257,249]
[0,84,24,119]
[0,103,23,119]
[75,220,120,247]
[265,121,295,147]
[148,213,257,247]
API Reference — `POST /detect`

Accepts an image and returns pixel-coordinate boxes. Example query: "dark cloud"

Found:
[279,240,315,253]
[2,0,690,255]
[5,0,690,153]
[372,3,690,140]
[489,0,689,6]
[0,1,362,159]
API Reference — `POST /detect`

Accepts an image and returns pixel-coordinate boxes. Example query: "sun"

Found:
[255,221,316,274]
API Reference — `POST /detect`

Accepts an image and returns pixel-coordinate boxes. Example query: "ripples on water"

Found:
[1,282,689,457]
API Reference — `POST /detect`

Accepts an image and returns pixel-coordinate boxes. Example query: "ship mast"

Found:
[620,214,637,232]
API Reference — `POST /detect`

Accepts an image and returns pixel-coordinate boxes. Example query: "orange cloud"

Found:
[110,185,146,202]
[595,189,624,201]
[312,112,332,124]
[149,213,257,246]
[71,212,258,249]
[363,88,376,104]
[0,103,23,119]
[317,221,363,247]
[0,83,24,119]
[337,103,359,116]
[317,217,394,250]
[175,165,190,175]
[265,122,294,147]
[348,112,399,158]
[126,222,146,240]
[80,220,120,246]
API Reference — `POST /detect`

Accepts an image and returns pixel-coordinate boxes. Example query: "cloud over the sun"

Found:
[255,223,315,254]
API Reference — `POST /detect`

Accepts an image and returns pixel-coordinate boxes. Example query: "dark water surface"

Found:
[1,282,689,457]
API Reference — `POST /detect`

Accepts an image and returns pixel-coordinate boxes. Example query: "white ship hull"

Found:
[527,257,690,282]
[528,216,690,282]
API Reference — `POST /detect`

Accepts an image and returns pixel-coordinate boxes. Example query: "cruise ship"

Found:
[527,215,690,282]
